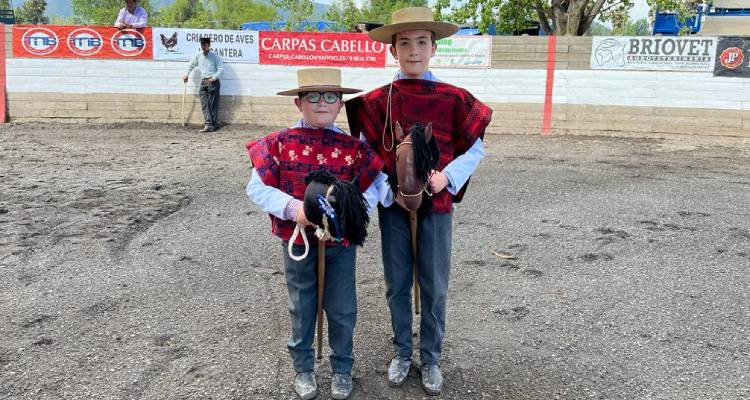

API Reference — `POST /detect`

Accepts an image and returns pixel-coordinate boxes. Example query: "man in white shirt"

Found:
[114,0,148,29]
[182,37,224,133]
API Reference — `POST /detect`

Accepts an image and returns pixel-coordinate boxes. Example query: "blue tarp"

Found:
[457,27,480,35]
[653,12,703,35]
[241,21,342,32]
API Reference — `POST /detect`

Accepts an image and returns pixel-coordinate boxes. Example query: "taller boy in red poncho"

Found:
[345,7,492,396]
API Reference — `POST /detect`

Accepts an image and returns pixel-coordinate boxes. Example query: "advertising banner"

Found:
[387,35,492,68]
[591,36,717,72]
[259,31,387,67]
[153,28,259,62]
[13,25,152,59]
[713,36,750,78]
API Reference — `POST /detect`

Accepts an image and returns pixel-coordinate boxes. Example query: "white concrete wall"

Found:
[7,58,750,111]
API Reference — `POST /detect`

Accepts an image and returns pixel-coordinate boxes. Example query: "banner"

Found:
[387,36,492,68]
[13,25,152,59]
[259,31,386,68]
[591,36,717,72]
[714,36,750,78]
[1,24,6,123]
[153,28,259,63]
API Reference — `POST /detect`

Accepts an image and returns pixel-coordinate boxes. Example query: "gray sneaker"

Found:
[387,356,411,387]
[330,372,353,400]
[420,364,443,396]
[293,372,317,400]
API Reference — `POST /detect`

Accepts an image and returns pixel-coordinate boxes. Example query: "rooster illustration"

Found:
[160,32,178,52]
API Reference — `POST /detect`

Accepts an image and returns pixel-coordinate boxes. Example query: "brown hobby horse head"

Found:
[392,122,440,213]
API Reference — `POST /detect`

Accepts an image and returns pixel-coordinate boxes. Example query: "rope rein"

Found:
[287,185,336,261]
[382,72,398,152]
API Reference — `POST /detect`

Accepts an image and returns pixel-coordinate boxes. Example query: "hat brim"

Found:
[277,86,362,96]
[368,21,459,43]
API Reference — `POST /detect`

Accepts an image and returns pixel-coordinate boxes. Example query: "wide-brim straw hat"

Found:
[368,7,459,44]
[277,68,361,96]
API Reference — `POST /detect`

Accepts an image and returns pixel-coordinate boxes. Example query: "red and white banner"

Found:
[13,25,153,59]
[1,24,6,123]
[259,31,386,68]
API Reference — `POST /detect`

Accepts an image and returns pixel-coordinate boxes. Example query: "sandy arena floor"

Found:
[1,121,748,399]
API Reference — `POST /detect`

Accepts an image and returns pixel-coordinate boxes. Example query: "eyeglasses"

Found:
[300,91,341,104]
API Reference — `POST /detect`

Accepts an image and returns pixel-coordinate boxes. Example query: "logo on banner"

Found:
[719,47,744,69]
[67,28,103,56]
[159,32,179,52]
[21,27,59,56]
[111,29,147,56]
[594,38,626,67]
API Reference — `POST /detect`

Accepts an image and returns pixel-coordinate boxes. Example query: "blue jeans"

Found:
[378,205,453,366]
[283,242,357,374]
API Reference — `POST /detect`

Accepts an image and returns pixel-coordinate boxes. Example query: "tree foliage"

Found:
[212,0,277,30]
[362,0,426,23]
[151,0,210,27]
[434,0,706,36]
[270,0,314,30]
[323,0,362,31]
[434,0,637,36]
[15,0,50,24]
[72,0,153,25]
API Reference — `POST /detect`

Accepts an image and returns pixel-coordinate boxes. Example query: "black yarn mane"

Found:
[409,123,440,185]
[305,169,337,186]
[389,123,439,215]
[305,170,369,246]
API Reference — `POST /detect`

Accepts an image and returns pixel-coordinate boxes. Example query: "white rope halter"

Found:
[287,185,336,261]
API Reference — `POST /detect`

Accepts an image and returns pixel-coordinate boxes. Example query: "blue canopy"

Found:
[241,21,342,32]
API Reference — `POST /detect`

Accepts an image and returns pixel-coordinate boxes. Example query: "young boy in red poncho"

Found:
[246,68,385,400]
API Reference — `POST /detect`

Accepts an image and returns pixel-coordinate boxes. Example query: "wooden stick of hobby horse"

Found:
[410,211,420,315]
[316,240,325,360]
[181,81,187,126]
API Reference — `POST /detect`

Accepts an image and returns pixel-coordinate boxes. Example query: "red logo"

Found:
[67,28,103,56]
[111,29,146,57]
[719,47,744,69]
[21,27,59,56]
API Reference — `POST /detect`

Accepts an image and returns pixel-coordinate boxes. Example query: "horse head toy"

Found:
[288,170,370,261]
[393,122,440,212]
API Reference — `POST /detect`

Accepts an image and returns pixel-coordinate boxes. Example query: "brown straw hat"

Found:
[277,68,362,96]
[368,7,459,44]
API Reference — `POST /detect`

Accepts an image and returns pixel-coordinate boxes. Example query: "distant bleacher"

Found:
[701,0,750,35]
[654,0,750,35]
[0,9,15,24]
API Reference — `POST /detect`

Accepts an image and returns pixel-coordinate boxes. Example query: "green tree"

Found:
[49,15,85,25]
[72,0,154,26]
[647,0,703,35]
[586,20,612,35]
[212,0,277,30]
[323,0,362,31]
[271,0,314,30]
[433,0,535,35]
[0,0,11,9]
[612,16,649,35]
[15,0,49,24]
[152,0,212,28]
[362,0,426,24]
[434,0,637,36]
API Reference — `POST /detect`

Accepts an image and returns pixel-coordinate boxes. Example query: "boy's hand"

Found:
[295,206,311,226]
[428,170,449,193]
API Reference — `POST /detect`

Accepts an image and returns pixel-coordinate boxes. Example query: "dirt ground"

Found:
[0,121,748,400]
